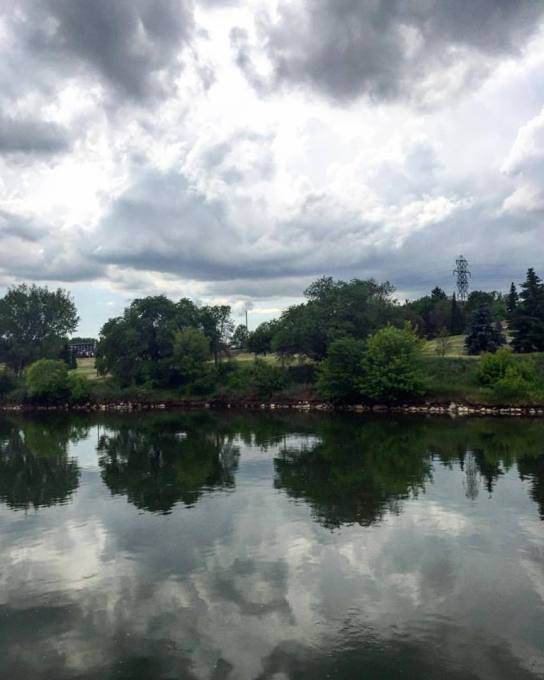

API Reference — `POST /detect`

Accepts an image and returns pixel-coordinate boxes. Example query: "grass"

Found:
[72,357,104,381]
[229,351,280,364]
[423,334,469,357]
[423,353,544,404]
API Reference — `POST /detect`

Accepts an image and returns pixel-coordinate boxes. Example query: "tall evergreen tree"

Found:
[506,282,518,324]
[450,293,465,335]
[511,268,544,353]
[465,305,506,355]
[431,287,447,301]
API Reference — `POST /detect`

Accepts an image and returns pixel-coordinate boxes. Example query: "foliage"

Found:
[465,290,506,320]
[25,359,70,402]
[172,327,210,384]
[465,304,506,355]
[271,276,399,361]
[247,320,278,355]
[476,347,538,401]
[511,268,544,353]
[231,324,249,351]
[227,360,287,397]
[506,282,518,324]
[96,296,233,386]
[406,293,456,339]
[199,305,234,365]
[450,293,465,335]
[317,337,366,402]
[360,325,425,403]
[67,373,91,404]
[0,284,79,373]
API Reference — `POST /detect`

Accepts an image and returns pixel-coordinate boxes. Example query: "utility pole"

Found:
[453,255,471,302]
[245,309,249,331]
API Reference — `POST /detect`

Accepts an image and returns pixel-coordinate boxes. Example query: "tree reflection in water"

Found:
[97,413,240,513]
[272,416,544,527]
[0,415,86,510]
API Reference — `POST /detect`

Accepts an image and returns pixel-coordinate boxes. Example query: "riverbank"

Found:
[2,396,544,417]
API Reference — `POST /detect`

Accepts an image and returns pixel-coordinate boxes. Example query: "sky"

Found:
[1,0,543,337]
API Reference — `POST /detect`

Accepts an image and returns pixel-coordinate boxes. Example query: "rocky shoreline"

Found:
[1,399,543,417]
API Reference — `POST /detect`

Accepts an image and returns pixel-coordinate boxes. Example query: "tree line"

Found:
[0,267,543,403]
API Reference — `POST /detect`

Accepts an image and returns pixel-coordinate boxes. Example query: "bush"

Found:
[493,366,535,402]
[360,326,425,403]
[252,360,287,397]
[67,373,91,404]
[317,337,366,402]
[227,360,287,398]
[25,359,69,402]
[476,348,538,402]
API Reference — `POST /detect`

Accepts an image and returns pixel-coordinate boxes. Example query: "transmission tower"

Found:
[453,255,471,301]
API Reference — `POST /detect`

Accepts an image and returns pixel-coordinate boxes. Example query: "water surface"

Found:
[1,412,543,679]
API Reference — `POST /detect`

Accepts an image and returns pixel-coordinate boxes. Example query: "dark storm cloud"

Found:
[0,211,103,282]
[0,114,71,156]
[2,0,194,102]
[83,166,542,299]
[234,0,544,103]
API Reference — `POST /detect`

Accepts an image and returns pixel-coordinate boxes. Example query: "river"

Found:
[1,411,543,679]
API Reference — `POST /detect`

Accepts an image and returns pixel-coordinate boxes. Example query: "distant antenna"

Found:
[453,255,471,301]
[245,309,249,331]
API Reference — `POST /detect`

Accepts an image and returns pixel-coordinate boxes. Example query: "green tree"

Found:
[231,324,249,351]
[247,320,277,356]
[465,305,506,355]
[506,282,518,325]
[67,373,91,404]
[317,337,366,403]
[431,286,447,301]
[0,284,78,373]
[511,268,544,353]
[450,293,465,335]
[405,293,449,339]
[360,325,425,403]
[172,327,210,383]
[199,305,234,365]
[465,290,506,320]
[96,296,200,385]
[271,276,399,361]
[25,359,70,402]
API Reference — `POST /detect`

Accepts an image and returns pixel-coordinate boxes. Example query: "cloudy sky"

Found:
[1,0,543,336]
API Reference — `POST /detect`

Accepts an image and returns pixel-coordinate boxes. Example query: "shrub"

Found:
[493,366,535,402]
[25,359,69,402]
[317,337,366,402]
[476,348,518,386]
[476,348,538,402]
[252,360,287,397]
[67,373,91,404]
[227,360,287,398]
[360,325,425,403]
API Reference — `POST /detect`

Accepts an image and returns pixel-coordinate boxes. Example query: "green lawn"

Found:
[72,357,104,381]
[423,334,469,357]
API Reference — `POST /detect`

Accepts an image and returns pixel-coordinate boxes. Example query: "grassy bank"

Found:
[3,351,544,409]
